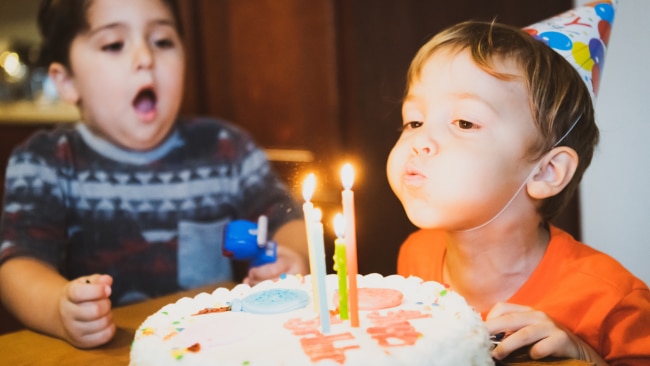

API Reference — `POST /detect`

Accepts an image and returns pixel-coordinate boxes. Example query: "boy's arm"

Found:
[244,219,309,285]
[271,219,309,267]
[0,257,115,348]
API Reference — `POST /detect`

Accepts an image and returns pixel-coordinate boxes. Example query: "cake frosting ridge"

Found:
[130,273,494,365]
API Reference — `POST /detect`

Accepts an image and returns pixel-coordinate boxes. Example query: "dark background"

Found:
[173,0,575,277]
[0,0,575,333]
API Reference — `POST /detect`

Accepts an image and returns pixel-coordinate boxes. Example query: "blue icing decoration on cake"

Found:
[230,298,243,312]
[236,288,310,314]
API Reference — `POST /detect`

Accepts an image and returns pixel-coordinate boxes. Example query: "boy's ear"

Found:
[526,147,579,199]
[48,62,80,104]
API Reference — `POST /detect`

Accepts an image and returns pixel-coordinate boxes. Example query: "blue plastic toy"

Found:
[223,215,277,267]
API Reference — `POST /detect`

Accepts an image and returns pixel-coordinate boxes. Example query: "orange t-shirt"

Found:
[397,225,650,365]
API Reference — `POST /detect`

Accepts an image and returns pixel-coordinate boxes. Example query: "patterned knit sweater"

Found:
[0,117,301,305]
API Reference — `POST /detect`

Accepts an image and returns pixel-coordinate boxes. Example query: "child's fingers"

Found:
[491,324,545,359]
[59,290,116,348]
[486,304,568,360]
[276,246,308,275]
[527,331,571,360]
[67,315,116,349]
[68,276,112,303]
[78,274,113,286]
[70,307,114,332]
[76,322,116,349]
[245,262,282,285]
[484,302,549,336]
[244,246,307,285]
[74,297,113,322]
[484,303,526,336]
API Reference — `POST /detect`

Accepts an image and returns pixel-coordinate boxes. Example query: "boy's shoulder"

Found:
[549,226,648,293]
[177,116,249,139]
[175,116,258,157]
[11,123,80,156]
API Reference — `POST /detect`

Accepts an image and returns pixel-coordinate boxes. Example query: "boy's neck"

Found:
[442,221,550,313]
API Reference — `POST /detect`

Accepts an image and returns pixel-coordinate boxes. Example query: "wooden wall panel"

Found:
[179,0,343,198]
[177,0,575,276]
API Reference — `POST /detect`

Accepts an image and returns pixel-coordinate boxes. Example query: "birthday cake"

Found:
[129,273,493,365]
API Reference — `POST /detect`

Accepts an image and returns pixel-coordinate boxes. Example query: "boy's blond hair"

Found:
[406,20,599,223]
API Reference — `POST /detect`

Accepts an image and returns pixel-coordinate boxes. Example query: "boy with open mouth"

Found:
[0,0,308,349]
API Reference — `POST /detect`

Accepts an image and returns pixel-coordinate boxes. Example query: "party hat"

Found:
[523,0,618,101]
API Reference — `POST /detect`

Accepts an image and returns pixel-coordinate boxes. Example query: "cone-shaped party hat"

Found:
[523,0,618,101]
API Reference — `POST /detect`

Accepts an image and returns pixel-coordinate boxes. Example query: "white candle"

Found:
[341,163,359,327]
[302,173,319,310]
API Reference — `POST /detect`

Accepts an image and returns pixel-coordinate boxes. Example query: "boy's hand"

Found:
[244,246,308,286]
[59,274,115,348]
[485,302,607,365]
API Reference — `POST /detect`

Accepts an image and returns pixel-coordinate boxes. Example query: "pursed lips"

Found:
[402,163,427,187]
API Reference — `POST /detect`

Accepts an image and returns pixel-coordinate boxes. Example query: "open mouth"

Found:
[133,87,157,120]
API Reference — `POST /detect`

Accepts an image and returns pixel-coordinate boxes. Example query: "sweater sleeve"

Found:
[0,137,70,271]
[229,128,302,234]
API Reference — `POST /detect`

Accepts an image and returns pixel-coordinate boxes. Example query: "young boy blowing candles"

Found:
[0,0,308,349]
[387,20,650,365]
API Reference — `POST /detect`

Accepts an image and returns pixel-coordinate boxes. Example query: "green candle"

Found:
[333,213,348,319]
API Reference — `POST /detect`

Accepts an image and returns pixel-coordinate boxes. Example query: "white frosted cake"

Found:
[130,273,493,365]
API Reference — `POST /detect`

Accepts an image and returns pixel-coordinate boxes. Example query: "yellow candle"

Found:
[302,173,319,311]
[312,208,330,333]
[333,213,348,320]
[341,163,359,327]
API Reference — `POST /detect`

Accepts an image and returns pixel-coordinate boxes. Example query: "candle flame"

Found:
[313,208,323,223]
[303,173,316,201]
[334,213,345,239]
[341,163,354,190]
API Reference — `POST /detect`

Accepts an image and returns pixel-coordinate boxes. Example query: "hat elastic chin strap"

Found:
[457,115,582,233]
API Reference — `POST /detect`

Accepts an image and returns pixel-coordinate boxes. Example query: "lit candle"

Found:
[341,163,359,327]
[333,213,348,320]
[312,208,330,333]
[302,173,319,310]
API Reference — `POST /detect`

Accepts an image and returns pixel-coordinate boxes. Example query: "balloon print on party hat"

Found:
[523,0,618,101]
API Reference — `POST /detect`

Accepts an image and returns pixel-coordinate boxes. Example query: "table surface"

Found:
[0,283,222,365]
[0,283,593,366]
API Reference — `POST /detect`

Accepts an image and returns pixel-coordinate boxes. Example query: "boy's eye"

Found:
[101,42,124,52]
[456,120,477,130]
[154,38,175,49]
[400,121,423,131]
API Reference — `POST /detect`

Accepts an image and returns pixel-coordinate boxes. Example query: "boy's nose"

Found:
[134,44,154,70]
[411,134,436,156]
[412,145,432,155]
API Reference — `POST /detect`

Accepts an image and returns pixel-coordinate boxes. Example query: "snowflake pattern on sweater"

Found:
[0,117,301,305]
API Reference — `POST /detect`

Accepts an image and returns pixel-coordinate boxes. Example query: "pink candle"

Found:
[341,163,359,327]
